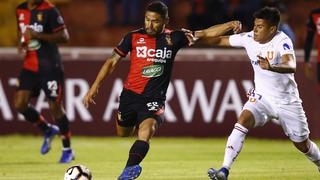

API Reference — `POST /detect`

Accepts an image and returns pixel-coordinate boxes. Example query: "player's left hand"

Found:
[257,55,271,70]
[25,27,39,40]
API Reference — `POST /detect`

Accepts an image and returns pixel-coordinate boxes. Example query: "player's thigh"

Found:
[137,100,165,128]
[14,69,40,109]
[278,102,310,143]
[116,96,138,136]
[41,72,64,101]
[242,92,277,127]
[13,90,33,110]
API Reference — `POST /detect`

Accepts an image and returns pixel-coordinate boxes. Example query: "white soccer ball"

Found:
[64,165,92,180]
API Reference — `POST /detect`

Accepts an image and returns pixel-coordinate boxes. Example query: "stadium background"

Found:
[0,0,319,139]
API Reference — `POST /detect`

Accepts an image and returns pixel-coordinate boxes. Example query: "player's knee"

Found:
[293,139,309,153]
[237,110,255,129]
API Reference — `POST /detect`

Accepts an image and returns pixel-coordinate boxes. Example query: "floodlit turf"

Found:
[0,135,319,180]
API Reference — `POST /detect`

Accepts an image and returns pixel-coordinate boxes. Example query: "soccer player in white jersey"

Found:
[187,6,320,180]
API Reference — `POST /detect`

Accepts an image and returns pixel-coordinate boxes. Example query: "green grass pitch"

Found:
[0,135,319,180]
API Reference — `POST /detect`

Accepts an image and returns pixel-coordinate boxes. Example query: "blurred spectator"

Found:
[105,0,143,26]
[278,3,295,43]
[123,0,143,25]
[105,0,118,26]
[187,0,229,31]
[303,7,320,93]
[228,0,262,31]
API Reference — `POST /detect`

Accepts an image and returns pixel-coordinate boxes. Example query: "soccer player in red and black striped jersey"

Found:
[304,7,320,93]
[14,0,74,163]
[83,1,239,179]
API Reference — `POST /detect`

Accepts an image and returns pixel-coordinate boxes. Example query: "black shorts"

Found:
[117,89,165,128]
[17,69,64,102]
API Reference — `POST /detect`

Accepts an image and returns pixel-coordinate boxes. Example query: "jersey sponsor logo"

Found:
[19,22,44,33]
[283,43,290,50]
[137,38,145,44]
[19,23,43,50]
[28,40,41,50]
[136,46,172,59]
[141,64,164,78]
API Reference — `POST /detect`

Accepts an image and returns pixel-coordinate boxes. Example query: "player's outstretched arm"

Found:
[195,21,242,39]
[257,54,296,73]
[183,21,241,47]
[83,51,122,108]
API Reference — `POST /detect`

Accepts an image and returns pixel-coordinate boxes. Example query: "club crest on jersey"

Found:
[283,43,290,50]
[136,46,172,59]
[266,51,274,61]
[37,13,43,22]
[165,34,173,45]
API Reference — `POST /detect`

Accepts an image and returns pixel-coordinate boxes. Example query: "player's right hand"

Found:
[83,87,98,108]
[303,62,314,80]
[181,28,198,46]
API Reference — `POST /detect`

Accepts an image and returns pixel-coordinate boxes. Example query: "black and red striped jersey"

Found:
[16,0,66,73]
[306,8,320,61]
[115,28,189,100]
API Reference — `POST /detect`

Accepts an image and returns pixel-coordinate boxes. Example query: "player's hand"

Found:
[17,46,27,58]
[228,20,242,34]
[257,55,271,70]
[83,86,98,108]
[25,27,39,40]
[181,28,198,46]
[303,62,314,80]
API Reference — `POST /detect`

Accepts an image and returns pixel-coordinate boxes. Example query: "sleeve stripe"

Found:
[115,47,126,57]
[52,25,65,32]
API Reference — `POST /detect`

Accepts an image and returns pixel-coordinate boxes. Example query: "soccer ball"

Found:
[64,165,92,180]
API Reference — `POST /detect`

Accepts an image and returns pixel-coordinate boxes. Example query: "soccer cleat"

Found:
[118,165,142,180]
[208,167,229,180]
[59,149,75,163]
[41,125,60,155]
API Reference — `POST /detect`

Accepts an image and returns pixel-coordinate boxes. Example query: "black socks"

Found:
[126,140,150,167]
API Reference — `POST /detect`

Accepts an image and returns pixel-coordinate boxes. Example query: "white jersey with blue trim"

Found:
[229,31,301,104]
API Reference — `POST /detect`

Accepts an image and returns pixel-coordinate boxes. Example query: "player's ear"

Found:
[164,17,169,25]
[270,26,276,34]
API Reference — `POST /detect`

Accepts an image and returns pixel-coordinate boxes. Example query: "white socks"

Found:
[304,141,320,168]
[222,123,248,169]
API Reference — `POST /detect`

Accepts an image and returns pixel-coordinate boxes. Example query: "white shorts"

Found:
[242,90,310,142]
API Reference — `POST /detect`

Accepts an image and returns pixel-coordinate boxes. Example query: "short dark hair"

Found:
[145,1,168,19]
[253,6,280,27]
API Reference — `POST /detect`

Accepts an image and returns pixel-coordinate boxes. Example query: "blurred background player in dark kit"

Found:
[14,0,74,163]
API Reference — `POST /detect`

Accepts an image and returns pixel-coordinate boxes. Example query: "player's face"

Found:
[144,11,167,36]
[253,18,276,43]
